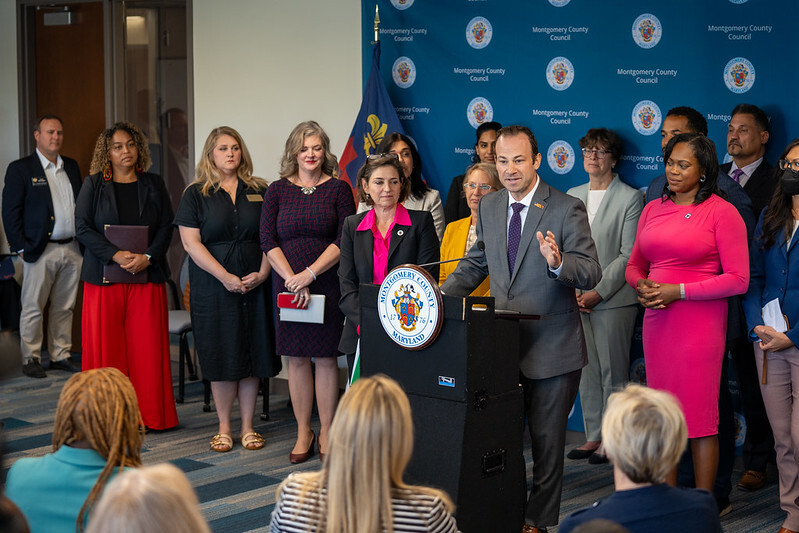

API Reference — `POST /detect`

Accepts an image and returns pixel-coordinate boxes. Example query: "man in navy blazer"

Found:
[1,115,82,378]
[441,125,601,532]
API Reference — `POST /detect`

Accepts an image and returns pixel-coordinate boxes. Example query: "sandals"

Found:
[241,431,266,451]
[210,433,233,453]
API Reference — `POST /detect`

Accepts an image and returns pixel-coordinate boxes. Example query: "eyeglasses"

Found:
[581,148,611,159]
[463,183,495,191]
[779,159,799,171]
[367,153,399,161]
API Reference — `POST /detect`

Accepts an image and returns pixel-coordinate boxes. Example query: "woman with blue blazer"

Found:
[742,139,799,533]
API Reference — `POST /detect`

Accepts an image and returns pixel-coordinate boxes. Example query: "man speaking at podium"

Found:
[440,125,601,533]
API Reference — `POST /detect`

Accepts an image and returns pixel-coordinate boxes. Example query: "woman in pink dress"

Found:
[625,133,749,492]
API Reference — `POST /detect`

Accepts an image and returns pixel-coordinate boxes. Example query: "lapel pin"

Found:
[397,229,404,236]
[534,202,544,209]
[684,213,691,219]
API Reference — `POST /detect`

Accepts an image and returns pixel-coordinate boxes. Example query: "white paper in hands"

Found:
[762,298,789,333]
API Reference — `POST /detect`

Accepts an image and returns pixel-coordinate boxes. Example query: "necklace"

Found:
[298,174,322,195]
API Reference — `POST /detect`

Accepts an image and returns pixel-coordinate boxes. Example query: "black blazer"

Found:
[75,172,173,285]
[720,160,777,219]
[338,209,440,354]
[1,152,81,262]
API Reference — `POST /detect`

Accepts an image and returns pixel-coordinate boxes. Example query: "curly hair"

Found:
[278,121,339,180]
[192,126,266,196]
[89,122,152,175]
[52,368,144,532]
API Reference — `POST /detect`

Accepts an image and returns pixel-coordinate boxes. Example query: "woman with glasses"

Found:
[565,128,643,464]
[444,121,502,225]
[439,162,502,296]
[339,154,439,381]
[742,139,799,533]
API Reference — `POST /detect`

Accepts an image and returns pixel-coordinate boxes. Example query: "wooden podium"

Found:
[360,283,525,533]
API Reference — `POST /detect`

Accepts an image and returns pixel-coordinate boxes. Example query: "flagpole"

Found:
[373,5,380,44]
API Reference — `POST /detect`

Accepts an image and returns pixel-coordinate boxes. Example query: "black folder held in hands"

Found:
[102,225,149,284]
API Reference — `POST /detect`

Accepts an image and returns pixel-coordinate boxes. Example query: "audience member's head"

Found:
[277,374,453,532]
[0,496,29,533]
[53,368,144,528]
[661,106,707,153]
[86,463,210,533]
[602,384,687,485]
[727,103,770,165]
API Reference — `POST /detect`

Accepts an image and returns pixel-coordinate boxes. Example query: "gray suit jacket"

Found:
[440,180,602,379]
[567,176,643,310]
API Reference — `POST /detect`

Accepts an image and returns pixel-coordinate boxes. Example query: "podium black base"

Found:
[405,387,525,533]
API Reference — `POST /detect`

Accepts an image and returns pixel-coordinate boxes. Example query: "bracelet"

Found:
[680,283,685,300]
[306,266,317,281]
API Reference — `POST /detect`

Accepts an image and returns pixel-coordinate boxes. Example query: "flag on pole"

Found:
[339,41,405,191]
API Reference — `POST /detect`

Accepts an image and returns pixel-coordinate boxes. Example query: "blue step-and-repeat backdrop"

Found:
[360,0,798,441]
[361,0,797,199]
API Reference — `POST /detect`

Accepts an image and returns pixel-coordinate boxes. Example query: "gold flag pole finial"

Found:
[373,5,380,43]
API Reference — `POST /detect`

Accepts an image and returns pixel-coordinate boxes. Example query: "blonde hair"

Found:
[276,375,453,533]
[89,122,152,175]
[602,384,687,484]
[86,463,210,533]
[192,126,266,196]
[278,121,339,179]
[463,162,502,194]
[52,368,144,531]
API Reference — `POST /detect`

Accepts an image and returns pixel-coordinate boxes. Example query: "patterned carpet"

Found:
[0,350,786,532]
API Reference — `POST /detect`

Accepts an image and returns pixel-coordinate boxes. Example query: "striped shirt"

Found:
[269,475,460,533]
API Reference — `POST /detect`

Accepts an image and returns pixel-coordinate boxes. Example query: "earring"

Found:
[135,163,142,173]
[700,175,706,183]
[103,162,112,181]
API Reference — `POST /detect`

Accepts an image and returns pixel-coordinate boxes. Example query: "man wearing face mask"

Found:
[721,103,778,493]
[742,138,799,533]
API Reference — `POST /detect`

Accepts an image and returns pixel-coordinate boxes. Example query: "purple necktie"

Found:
[508,202,525,275]
[731,168,744,183]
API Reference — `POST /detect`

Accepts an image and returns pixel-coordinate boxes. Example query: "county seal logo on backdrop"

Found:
[549,0,571,6]
[466,17,493,49]
[392,56,416,89]
[390,0,414,10]
[466,97,494,129]
[632,100,662,136]
[546,57,574,91]
[724,57,755,94]
[632,14,662,49]
[547,141,575,175]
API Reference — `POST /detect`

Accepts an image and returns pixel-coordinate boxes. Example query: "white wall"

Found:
[0,1,19,253]
[192,0,362,181]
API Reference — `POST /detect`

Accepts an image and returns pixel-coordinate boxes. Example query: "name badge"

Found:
[246,194,262,202]
[31,176,48,186]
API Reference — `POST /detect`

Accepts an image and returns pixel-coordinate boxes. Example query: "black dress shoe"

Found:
[49,358,80,373]
[588,451,609,464]
[22,360,47,378]
[566,447,596,460]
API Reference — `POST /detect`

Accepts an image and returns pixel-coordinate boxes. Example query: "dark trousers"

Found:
[731,338,774,471]
[521,368,582,527]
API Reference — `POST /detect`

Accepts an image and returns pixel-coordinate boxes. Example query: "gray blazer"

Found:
[440,181,602,379]
[567,176,643,310]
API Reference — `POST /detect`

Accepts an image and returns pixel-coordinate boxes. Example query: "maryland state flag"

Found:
[339,41,405,191]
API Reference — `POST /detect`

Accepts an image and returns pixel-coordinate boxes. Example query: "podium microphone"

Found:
[417,241,484,269]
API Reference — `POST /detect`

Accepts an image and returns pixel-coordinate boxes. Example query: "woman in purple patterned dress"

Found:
[260,121,355,463]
